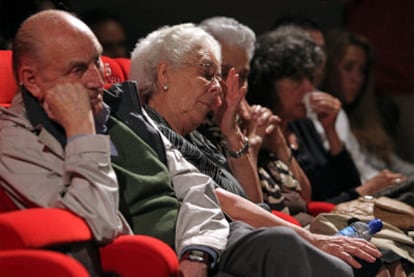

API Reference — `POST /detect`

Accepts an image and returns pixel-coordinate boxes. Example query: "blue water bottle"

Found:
[337,218,383,240]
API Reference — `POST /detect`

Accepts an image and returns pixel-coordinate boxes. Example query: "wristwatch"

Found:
[224,136,249,158]
[180,249,210,265]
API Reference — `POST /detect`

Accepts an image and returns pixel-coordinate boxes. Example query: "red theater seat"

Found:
[0,249,90,277]
[0,50,18,107]
[0,195,179,276]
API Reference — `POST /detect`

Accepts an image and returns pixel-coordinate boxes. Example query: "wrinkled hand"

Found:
[239,103,286,158]
[178,260,208,277]
[214,67,247,139]
[359,169,407,196]
[312,233,382,268]
[42,82,96,138]
[308,91,341,131]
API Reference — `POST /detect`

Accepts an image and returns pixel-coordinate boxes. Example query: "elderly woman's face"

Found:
[273,77,314,122]
[167,50,222,133]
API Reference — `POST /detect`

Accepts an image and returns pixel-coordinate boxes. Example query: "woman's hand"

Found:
[213,67,247,140]
[308,91,341,132]
[238,103,284,160]
[307,91,344,155]
[357,169,407,196]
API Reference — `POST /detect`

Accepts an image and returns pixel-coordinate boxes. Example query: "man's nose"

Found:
[84,63,105,89]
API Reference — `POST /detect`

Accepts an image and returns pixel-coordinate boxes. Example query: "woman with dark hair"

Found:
[247,26,401,204]
[321,29,414,198]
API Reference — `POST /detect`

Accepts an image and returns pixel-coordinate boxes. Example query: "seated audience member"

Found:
[272,18,411,203]
[0,10,379,277]
[198,16,313,225]
[321,29,414,200]
[131,23,263,203]
[271,17,412,198]
[343,0,414,164]
[247,26,400,204]
[128,22,382,276]
[82,9,128,58]
[0,10,130,243]
[272,14,326,87]
[0,9,131,275]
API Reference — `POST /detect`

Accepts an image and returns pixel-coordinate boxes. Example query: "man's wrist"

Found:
[179,246,219,271]
[180,249,210,265]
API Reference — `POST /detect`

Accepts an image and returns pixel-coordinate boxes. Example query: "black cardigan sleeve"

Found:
[289,119,361,203]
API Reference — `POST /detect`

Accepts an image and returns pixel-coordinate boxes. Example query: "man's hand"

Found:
[311,233,382,269]
[42,82,96,138]
[178,260,208,277]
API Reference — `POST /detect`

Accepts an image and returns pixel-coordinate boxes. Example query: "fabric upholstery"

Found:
[100,235,179,277]
[307,201,336,217]
[271,210,301,226]
[115,57,131,79]
[0,249,90,277]
[0,50,18,107]
[0,208,92,250]
[102,55,127,88]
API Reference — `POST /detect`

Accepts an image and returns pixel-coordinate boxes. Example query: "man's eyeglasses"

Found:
[221,64,248,88]
[181,62,222,84]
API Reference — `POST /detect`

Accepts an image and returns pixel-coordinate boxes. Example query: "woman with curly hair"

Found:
[247,26,402,204]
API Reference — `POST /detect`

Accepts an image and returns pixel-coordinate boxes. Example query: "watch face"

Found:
[182,250,209,264]
[188,253,206,262]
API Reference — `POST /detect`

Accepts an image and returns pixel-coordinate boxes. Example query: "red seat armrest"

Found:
[271,210,301,226]
[307,201,335,217]
[100,235,179,277]
[0,208,92,250]
[0,249,89,277]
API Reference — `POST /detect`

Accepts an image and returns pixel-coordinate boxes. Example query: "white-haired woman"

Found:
[130,23,264,203]
[129,23,381,276]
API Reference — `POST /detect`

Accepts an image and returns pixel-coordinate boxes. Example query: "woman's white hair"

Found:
[130,23,221,96]
[199,16,256,61]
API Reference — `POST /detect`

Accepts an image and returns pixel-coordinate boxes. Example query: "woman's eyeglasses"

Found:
[181,62,222,83]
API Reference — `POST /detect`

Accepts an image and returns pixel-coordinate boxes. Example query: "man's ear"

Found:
[156,62,170,91]
[19,65,42,99]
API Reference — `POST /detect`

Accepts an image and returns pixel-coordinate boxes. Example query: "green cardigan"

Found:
[108,116,179,249]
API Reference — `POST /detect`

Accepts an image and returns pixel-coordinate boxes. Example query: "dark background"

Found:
[1,0,346,53]
[70,0,345,53]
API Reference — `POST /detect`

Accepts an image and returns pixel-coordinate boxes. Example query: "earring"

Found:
[163,84,168,91]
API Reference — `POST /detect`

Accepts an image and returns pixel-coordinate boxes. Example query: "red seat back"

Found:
[102,56,127,88]
[0,50,18,107]
[114,57,131,79]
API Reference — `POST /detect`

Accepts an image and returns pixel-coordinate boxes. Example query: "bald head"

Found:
[13,10,101,81]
